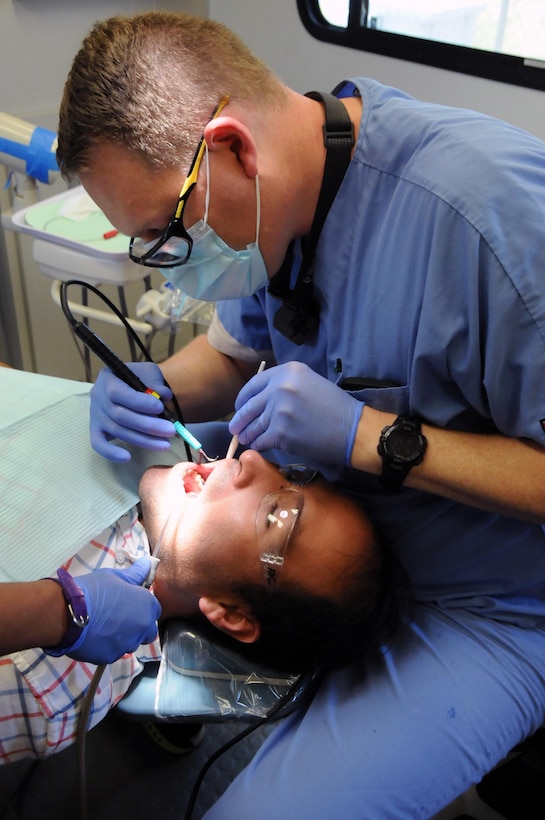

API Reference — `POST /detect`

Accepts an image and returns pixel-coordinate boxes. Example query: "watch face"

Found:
[388,429,422,462]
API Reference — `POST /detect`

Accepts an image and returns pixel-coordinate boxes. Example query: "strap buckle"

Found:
[322,124,355,148]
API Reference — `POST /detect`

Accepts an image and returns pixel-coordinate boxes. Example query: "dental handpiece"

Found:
[71,320,212,460]
[142,555,161,589]
[142,512,172,588]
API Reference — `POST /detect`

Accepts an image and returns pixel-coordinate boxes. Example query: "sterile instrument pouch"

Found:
[155,619,299,722]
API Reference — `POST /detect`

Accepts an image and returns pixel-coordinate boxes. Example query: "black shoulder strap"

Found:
[269,91,354,344]
[304,91,355,250]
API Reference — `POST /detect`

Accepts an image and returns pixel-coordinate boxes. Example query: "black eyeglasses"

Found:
[128,95,230,268]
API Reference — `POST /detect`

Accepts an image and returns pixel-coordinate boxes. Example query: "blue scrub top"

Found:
[211,78,545,625]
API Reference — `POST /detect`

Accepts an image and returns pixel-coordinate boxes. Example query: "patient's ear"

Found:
[198,596,261,644]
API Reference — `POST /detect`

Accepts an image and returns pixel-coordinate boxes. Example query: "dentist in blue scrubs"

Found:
[56,12,545,819]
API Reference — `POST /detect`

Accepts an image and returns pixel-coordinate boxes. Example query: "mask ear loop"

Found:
[204,141,261,245]
[203,142,211,226]
[255,174,261,246]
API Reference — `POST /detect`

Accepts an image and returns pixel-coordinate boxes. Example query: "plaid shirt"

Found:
[0,507,161,763]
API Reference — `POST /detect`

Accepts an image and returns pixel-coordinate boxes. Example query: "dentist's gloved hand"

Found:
[90,362,175,462]
[46,557,162,665]
[230,362,364,471]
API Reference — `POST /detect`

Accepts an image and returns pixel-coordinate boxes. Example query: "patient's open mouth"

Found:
[182,463,214,494]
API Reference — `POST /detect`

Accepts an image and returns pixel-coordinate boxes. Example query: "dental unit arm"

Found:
[0,112,59,185]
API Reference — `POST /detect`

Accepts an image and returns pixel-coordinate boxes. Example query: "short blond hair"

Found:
[57,12,286,177]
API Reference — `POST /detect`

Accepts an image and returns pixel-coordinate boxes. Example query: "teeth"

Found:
[183,468,207,493]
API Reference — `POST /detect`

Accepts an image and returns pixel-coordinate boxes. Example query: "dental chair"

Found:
[116,617,318,727]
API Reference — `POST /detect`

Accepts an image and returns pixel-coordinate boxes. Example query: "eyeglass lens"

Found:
[256,487,303,584]
[129,96,229,269]
[129,233,191,267]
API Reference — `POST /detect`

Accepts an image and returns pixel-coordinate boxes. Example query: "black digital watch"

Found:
[377,416,428,490]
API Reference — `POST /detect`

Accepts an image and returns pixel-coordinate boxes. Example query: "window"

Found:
[297,0,545,90]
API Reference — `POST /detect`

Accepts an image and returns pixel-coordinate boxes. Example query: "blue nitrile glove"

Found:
[90,361,175,462]
[229,362,364,471]
[50,558,162,665]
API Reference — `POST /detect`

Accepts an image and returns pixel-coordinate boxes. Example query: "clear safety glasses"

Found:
[256,465,318,588]
[128,95,230,269]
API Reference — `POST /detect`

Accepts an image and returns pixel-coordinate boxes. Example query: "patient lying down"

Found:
[0,451,404,762]
[143,450,403,672]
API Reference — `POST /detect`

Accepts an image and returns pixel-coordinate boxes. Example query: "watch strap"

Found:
[380,453,412,491]
[44,568,89,655]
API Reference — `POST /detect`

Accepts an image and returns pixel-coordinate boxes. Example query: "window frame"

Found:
[297,0,545,91]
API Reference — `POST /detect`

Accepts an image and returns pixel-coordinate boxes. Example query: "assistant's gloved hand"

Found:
[90,361,175,462]
[229,362,364,471]
[48,557,162,665]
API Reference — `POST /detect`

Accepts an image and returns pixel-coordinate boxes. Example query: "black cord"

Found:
[183,722,266,820]
[117,285,137,362]
[59,280,192,461]
[80,284,92,381]
[76,664,107,820]
[60,280,153,365]
[68,323,95,378]
[183,671,320,820]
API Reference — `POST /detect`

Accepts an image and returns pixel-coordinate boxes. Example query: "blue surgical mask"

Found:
[165,146,269,302]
